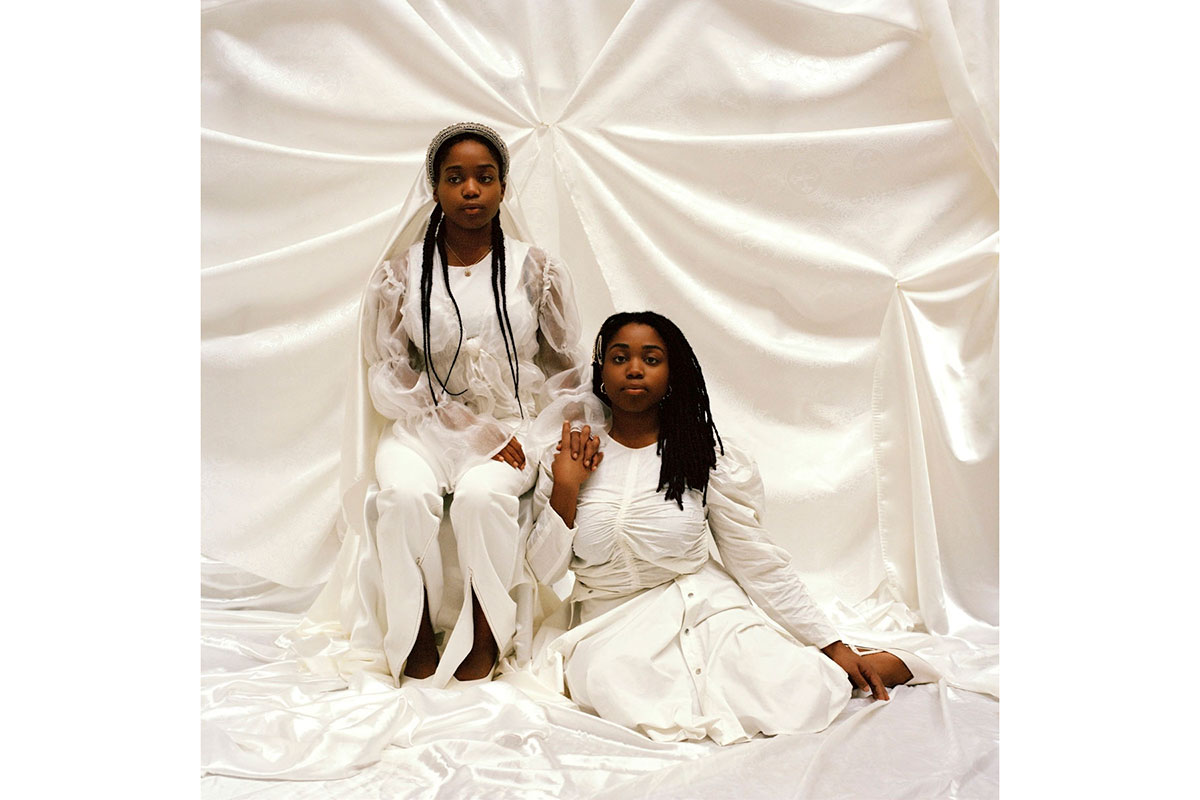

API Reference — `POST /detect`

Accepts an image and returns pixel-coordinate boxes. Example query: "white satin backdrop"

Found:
[201,0,998,791]
[202,0,997,634]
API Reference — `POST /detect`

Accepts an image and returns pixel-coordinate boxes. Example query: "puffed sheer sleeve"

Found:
[707,442,840,649]
[532,248,582,381]
[362,252,511,470]
[525,457,576,586]
[361,254,419,412]
[526,248,608,451]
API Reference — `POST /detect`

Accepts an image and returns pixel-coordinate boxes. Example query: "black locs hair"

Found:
[592,311,723,507]
[419,135,523,416]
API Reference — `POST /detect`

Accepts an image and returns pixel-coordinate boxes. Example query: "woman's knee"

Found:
[450,472,520,524]
[376,481,440,517]
[375,472,443,553]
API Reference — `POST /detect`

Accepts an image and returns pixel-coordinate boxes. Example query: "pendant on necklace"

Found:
[464,269,472,277]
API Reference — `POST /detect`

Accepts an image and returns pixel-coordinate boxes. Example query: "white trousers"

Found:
[372,428,536,685]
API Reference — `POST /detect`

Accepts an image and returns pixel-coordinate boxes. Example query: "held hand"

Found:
[492,436,526,471]
[567,426,604,469]
[581,428,603,470]
[553,422,602,488]
[821,641,889,701]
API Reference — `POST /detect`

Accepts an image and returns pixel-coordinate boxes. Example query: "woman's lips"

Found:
[621,387,647,394]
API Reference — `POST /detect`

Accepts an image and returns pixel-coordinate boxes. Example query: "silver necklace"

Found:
[444,240,490,277]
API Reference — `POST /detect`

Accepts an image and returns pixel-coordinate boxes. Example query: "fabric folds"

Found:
[201,0,999,788]
[202,1,998,641]
[520,438,861,743]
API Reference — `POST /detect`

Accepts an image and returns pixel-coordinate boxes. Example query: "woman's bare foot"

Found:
[453,639,498,680]
[453,590,498,681]
[403,645,438,679]
[402,590,439,680]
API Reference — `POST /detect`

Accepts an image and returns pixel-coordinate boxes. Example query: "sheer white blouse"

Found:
[363,237,594,484]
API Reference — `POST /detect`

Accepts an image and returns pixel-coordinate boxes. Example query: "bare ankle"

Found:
[403,638,440,679]
[453,640,498,681]
[403,660,436,679]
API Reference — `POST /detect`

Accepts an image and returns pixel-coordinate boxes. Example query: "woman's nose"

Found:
[626,363,643,377]
[462,180,480,197]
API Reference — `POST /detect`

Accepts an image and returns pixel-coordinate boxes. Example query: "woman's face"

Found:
[601,323,670,413]
[433,138,505,232]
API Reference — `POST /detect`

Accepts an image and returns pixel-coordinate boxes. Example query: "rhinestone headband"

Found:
[425,122,510,189]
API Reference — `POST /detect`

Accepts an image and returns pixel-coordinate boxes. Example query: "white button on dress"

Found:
[525,438,852,744]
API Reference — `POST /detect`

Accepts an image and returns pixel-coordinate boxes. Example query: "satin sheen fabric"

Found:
[201,605,997,792]
[523,438,852,744]
[201,0,997,639]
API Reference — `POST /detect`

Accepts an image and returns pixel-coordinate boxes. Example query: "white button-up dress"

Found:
[525,437,853,744]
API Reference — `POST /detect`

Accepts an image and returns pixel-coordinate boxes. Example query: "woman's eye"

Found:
[447,176,461,184]
[645,357,660,365]
[611,355,627,364]
[480,176,493,183]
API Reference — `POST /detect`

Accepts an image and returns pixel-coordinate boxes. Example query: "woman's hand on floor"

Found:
[821,641,889,701]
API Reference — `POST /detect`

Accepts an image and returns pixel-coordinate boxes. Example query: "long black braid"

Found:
[489,213,523,416]
[591,311,724,507]
[419,205,465,403]
[419,134,524,416]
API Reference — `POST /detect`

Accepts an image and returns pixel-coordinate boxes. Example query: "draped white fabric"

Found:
[201,0,998,791]
[202,605,997,794]
[201,0,997,636]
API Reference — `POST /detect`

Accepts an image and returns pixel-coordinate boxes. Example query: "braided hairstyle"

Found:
[419,133,523,416]
[591,311,724,507]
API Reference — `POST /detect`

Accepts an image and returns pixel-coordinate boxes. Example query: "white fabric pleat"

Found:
[201,3,999,777]
[202,0,997,628]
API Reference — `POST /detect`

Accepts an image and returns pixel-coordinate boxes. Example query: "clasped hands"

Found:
[491,421,603,476]
[550,421,603,485]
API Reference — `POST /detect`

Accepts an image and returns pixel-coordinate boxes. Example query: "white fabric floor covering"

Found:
[200,1,1000,793]
[201,562,997,798]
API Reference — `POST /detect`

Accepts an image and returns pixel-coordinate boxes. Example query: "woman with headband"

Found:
[290,123,603,688]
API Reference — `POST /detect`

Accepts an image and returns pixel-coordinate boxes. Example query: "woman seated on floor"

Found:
[522,311,936,744]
